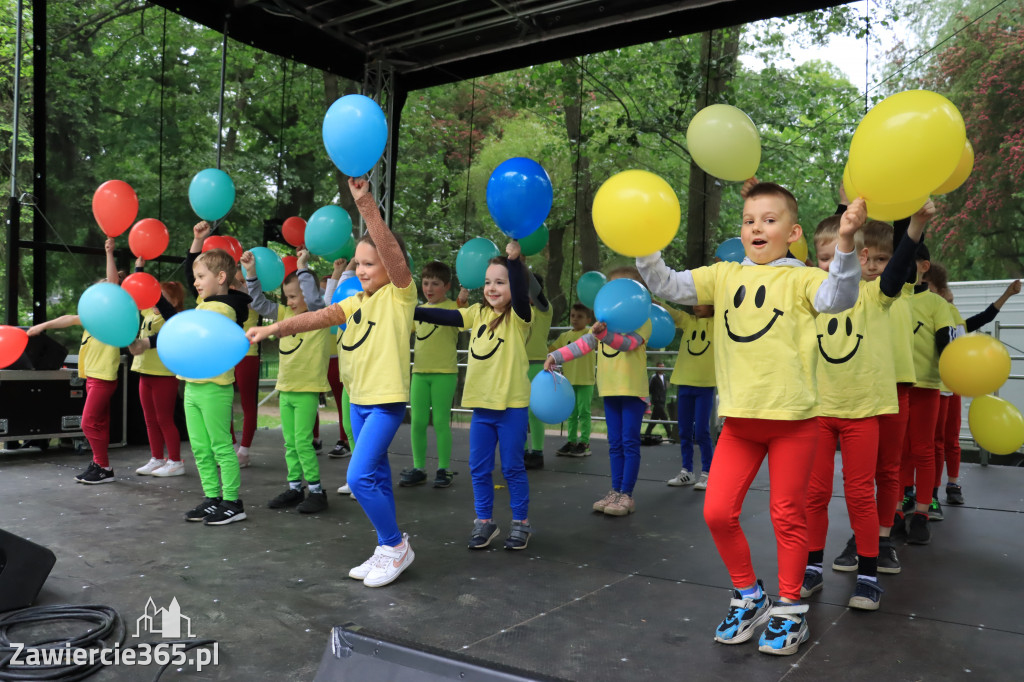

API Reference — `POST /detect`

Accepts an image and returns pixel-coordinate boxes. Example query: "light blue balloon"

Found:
[331,277,363,332]
[188,168,236,221]
[647,304,676,349]
[486,157,554,239]
[77,282,140,347]
[594,278,652,334]
[576,271,606,309]
[456,238,500,289]
[306,205,354,257]
[157,309,250,379]
[715,237,745,263]
[529,370,576,424]
[250,246,285,291]
[322,94,388,177]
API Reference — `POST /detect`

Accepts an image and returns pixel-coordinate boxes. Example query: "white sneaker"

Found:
[338,483,351,494]
[363,534,414,588]
[152,460,185,477]
[135,458,166,475]
[348,546,384,580]
[667,468,695,486]
[694,471,710,490]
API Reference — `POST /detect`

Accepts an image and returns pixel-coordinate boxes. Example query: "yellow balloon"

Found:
[842,164,860,199]
[593,170,680,257]
[933,139,974,195]
[790,233,808,262]
[686,104,761,182]
[867,195,929,221]
[848,90,965,204]
[939,333,1011,397]
[968,394,1024,455]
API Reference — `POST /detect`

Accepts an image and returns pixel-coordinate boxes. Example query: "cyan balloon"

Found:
[188,168,235,221]
[529,370,576,424]
[647,304,676,349]
[486,157,553,239]
[331,276,363,333]
[77,282,140,348]
[323,236,356,262]
[305,205,354,257]
[250,246,286,291]
[715,237,745,263]
[157,309,250,379]
[518,224,549,257]
[594,278,651,334]
[456,238,500,289]
[576,271,607,309]
[322,94,388,177]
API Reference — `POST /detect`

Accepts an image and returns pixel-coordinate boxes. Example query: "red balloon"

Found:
[201,235,242,263]
[122,272,162,310]
[222,236,243,264]
[282,255,298,279]
[282,216,307,247]
[92,180,139,237]
[128,218,169,260]
[0,325,29,368]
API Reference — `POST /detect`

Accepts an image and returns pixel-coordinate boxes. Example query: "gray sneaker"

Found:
[468,520,499,550]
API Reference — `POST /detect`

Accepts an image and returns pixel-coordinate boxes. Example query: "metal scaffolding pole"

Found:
[361,60,396,232]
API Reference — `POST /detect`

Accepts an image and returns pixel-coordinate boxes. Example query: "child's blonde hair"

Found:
[813,215,840,249]
[194,249,236,283]
[607,265,644,284]
[855,220,894,253]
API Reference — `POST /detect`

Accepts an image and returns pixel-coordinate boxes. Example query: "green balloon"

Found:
[576,270,606,309]
[456,237,500,289]
[519,224,549,256]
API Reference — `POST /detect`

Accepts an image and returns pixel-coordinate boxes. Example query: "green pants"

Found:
[341,387,355,446]
[527,362,549,451]
[568,384,594,443]
[184,382,240,501]
[410,372,458,470]
[281,391,320,484]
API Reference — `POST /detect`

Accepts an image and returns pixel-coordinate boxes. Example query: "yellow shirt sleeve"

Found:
[524,306,554,362]
[459,304,532,410]
[597,319,652,397]
[413,299,460,374]
[553,329,596,386]
[131,309,173,376]
[79,330,121,381]
[276,304,332,393]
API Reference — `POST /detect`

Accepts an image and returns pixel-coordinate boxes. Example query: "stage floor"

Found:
[1,425,1022,681]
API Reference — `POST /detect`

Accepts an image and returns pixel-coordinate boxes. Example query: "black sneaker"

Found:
[907,512,931,545]
[204,499,247,526]
[433,469,456,488]
[504,520,533,550]
[524,451,544,470]
[848,577,884,611]
[268,487,305,509]
[555,441,576,456]
[574,442,591,457]
[312,439,323,454]
[900,493,916,514]
[297,491,328,514]
[890,512,908,543]
[185,497,222,522]
[468,520,499,549]
[328,441,351,458]
[877,538,901,574]
[399,468,427,486]
[928,498,944,521]
[800,568,823,598]
[77,462,115,485]
[831,535,858,572]
[945,483,964,505]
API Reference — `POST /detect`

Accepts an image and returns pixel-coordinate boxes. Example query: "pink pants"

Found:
[138,374,181,461]
[83,377,117,467]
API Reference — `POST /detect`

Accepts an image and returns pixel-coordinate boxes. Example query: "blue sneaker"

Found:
[714,580,772,645]
[848,577,884,611]
[800,568,823,598]
[758,603,809,655]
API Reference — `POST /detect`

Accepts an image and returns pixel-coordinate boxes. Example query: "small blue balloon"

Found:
[576,271,606,309]
[486,157,553,239]
[331,277,363,332]
[305,205,354,257]
[78,282,140,347]
[322,94,388,177]
[157,309,250,379]
[456,238,500,289]
[594,278,652,334]
[647,305,676,349]
[188,168,236,221]
[250,246,285,291]
[715,237,745,263]
[529,370,576,424]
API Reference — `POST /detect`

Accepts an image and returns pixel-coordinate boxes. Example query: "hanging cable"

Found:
[275,57,288,217]
[215,17,229,171]
[863,0,869,115]
[461,79,477,244]
[157,7,168,281]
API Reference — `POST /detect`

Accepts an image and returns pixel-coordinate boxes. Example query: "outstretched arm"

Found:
[591,321,645,351]
[240,251,278,319]
[507,242,531,322]
[350,179,412,289]
[814,199,866,314]
[965,280,1021,332]
[105,238,119,284]
[248,304,347,344]
[414,307,464,327]
[28,315,81,336]
[635,253,698,305]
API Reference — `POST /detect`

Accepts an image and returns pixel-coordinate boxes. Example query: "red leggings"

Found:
[326,356,349,446]
[901,387,940,500]
[82,377,117,467]
[704,417,818,602]
[935,394,962,485]
[233,355,260,448]
[138,374,181,461]
[876,384,910,526]
[807,416,879,558]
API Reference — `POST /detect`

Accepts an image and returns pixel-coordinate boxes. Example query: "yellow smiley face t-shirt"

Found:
[458,304,532,410]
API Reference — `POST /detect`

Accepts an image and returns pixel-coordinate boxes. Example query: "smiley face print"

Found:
[600,341,620,359]
[470,323,504,360]
[340,307,376,351]
[686,328,710,356]
[279,335,304,355]
[415,324,439,342]
[816,315,863,364]
[723,284,784,343]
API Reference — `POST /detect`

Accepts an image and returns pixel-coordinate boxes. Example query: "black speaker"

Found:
[7,331,68,371]
[0,529,57,613]
[314,625,559,681]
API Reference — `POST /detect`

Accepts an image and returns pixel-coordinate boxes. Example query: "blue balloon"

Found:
[529,370,576,424]
[331,277,363,332]
[576,271,606,309]
[78,282,140,347]
[715,237,745,263]
[250,246,285,291]
[647,305,676,349]
[305,205,354,257]
[322,94,388,177]
[486,157,553,239]
[188,168,236,221]
[157,309,250,379]
[456,238,500,289]
[594,278,652,334]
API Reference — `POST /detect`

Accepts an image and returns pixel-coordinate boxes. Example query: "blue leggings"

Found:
[604,396,646,495]
[348,402,406,547]
[677,385,716,473]
[469,407,530,520]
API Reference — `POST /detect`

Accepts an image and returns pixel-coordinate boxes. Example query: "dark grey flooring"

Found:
[1,425,1022,681]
